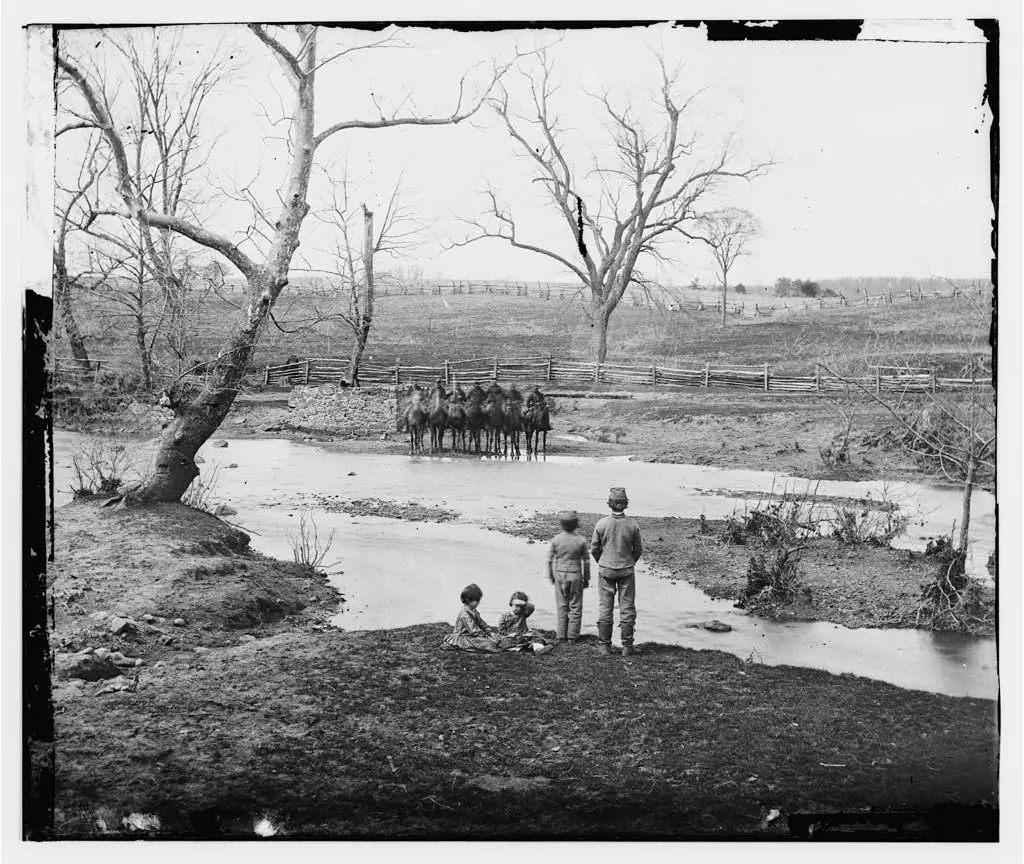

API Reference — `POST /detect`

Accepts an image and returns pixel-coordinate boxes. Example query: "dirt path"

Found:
[44,500,997,839]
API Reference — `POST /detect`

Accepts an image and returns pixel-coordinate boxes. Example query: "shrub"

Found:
[741,544,809,607]
[286,509,341,575]
[829,502,908,546]
[68,436,141,498]
[718,512,747,545]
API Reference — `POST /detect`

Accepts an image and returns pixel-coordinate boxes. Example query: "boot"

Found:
[621,645,642,657]
[597,643,616,655]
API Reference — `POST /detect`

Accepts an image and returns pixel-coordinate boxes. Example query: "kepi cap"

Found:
[608,487,629,506]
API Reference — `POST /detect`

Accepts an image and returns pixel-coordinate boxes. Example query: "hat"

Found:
[557,509,579,529]
[608,487,629,507]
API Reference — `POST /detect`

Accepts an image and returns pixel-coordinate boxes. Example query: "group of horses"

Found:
[399,380,551,458]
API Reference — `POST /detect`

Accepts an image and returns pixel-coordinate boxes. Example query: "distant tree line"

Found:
[773,277,834,298]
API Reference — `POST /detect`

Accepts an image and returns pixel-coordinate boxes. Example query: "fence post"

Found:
[263,366,270,386]
[763,363,770,392]
[930,369,937,394]
[304,360,311,385]
[651,362,657,385]
[704,363,710,388]
[815,367,821,392]
[444,360,450,386]
[395,362,401,386]
[594,361,599,382]
[547,354,553,382]
[493,356,499,380]
[875,367,881,394]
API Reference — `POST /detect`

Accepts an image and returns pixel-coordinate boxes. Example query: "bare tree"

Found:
[282,165,423,385]
[53,134,106,372]
[820,298,994,554]
[685,208,760,327]
[57,25,514,503]
[453,49,771,362]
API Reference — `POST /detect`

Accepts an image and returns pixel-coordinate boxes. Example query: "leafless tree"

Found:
[57,25,515,502]
[309,166,422,384]
[820,297,994,554]
[53,133,106,372]
[685,208,760,327]
[453,49,771,362]
[56,30,230,388]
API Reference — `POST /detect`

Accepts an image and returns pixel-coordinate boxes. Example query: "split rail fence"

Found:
[262,356,991,395]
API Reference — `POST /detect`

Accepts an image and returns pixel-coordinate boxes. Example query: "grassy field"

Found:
[62,286,990,381]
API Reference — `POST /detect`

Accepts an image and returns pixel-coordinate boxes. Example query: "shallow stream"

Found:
[52,434,998,699]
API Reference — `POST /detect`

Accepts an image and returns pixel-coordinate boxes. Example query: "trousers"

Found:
[553,570,584,640]
[596,566,636,646]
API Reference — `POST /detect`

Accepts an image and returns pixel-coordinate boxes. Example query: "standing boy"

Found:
[547,511,591,644]
[591,487,643,656]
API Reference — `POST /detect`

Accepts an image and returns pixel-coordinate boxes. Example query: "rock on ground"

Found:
[56,653,123,681]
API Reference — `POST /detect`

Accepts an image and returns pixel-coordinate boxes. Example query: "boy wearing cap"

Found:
[547,510,591,644]
[591,487,643,656]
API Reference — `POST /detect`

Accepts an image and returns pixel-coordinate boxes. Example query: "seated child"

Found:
[496,591,553,655]
[441,583,502,653]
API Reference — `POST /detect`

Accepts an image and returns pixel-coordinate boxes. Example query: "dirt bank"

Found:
[496,512,995,635]
[45,500,997,839]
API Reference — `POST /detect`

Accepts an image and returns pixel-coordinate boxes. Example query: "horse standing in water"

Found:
[427,384,448,453]
[464,386,486,454]
[525,400,551,457]
[501,395,524,458]
[447,390,467,452]
[483,394,505,456]
[404,388,428,455]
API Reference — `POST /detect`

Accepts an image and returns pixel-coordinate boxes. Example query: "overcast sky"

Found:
[52,20,993,287]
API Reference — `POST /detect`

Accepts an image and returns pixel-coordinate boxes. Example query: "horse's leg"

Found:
[542,430,547,457]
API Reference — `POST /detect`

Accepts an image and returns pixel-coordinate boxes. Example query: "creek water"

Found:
[51,434,998,699]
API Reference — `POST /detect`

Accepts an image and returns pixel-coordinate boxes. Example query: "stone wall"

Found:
[286,384,398,435]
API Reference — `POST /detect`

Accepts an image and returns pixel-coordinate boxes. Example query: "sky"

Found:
[49,20,994,288]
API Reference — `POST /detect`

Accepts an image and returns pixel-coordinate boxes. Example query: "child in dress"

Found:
[441,583,502,653]
[496,592,553,655]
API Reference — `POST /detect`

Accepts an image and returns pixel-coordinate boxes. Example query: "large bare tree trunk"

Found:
[721,269,728,328]
[593,301,610,364]
[958,460,976,554]
[133,37,317,503]
[53,261,91,371]
[347,205,374,387]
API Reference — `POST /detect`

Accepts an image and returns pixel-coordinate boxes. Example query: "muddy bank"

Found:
[307,494,460,522]
[50,500,342,658]
[46,500,997,838]
[497,512,995,636]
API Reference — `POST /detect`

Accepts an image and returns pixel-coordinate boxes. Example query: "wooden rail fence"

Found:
[262,355,992,395]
